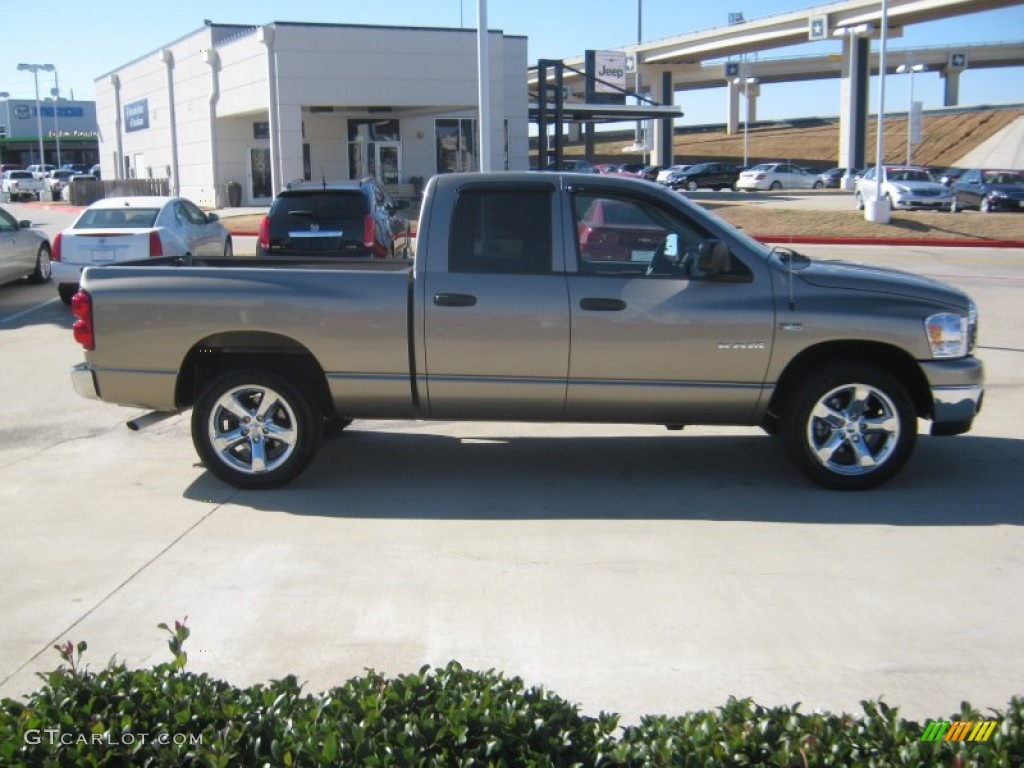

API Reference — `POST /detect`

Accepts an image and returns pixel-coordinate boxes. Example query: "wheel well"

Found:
[175,332,335,418]
[765,341,932,429]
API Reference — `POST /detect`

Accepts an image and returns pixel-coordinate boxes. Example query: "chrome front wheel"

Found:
[782,363,916,490]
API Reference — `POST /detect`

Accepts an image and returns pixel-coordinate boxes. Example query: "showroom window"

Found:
[435,119,510,174]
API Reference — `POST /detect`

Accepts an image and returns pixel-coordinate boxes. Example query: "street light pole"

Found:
[734,77,759,168]
[50,67,62,168]
[896,60,926,166]
[16,62,55,171]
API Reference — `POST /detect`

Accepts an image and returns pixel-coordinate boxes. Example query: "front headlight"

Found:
[925,312,969,358]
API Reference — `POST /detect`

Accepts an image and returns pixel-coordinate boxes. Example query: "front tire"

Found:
[769,181,782,191]
[192,369,323,489]
[686,180,699,192]
[780,363,917,490]
[29,244,52,284]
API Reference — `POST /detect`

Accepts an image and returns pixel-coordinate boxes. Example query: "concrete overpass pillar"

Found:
[746,90,758,124]
[652,71,674,167]
[727,80,740,134]
[942,68,961,107]
[838,34,870,185]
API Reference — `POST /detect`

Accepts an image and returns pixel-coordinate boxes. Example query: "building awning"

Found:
[529,102,683,123]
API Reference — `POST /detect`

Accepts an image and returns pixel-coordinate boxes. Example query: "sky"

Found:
[2,0,1023,126]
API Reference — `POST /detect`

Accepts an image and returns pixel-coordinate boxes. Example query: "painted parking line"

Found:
[0,297,58,325]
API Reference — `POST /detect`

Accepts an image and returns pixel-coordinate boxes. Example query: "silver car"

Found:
[0,206,51,287]
[855,166,952,212]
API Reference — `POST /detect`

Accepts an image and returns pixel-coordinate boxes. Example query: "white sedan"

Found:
[736,162,820,191]
[854,166,952,212]
[51,196,232,303]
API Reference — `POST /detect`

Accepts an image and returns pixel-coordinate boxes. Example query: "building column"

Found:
[727,80,740,134]
[746,89,758,124]
[838,34,870,185]
[651,70,673,167]
[158,49,179,196]
[276,103,304,186]
[942,68,961,107]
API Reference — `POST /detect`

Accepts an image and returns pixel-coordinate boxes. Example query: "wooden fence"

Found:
[67,179,170,207]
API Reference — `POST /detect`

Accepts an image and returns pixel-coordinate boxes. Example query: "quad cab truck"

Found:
[69,173,984,490]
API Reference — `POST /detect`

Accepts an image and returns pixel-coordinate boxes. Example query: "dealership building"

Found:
[93,21,529,207]
[0,98,98,168]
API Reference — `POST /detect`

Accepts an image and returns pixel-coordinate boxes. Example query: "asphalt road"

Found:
[1,202,1022,730]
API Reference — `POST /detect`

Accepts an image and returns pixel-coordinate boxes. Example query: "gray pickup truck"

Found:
[70,172,983,490]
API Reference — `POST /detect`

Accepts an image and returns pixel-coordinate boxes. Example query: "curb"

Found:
[754,235,1024,248]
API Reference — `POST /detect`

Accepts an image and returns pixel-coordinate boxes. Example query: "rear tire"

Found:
[192,369,323,489]
[769,181,782,191]
[58,283,78,305]
[780,363,917,490]
[29,244,52,284]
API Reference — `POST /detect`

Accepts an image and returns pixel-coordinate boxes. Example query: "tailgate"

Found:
[60,231,153,266]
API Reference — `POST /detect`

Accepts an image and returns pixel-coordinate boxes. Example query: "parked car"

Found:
[593,164,623,175]
[0,205,51,287]
[59,163,92,174]
[89,164,102,180]
[61,174,99,202]
[545,159,594,173]
[815,167,856,189]
[938,167,966,187]
[576,197,666,264]
[616,163,646,178]
[951,168,1024,213]
[854,166,952,212]
[257,178,408,260]
[46,169,77,197]
[656,165,692,184]
[52,196,232,303]
[640,165,662,181]
[0,163,23,175]
[25,164,56,180]
[2,170,45,201]
[736,162,819,191]
[669,162,741,191]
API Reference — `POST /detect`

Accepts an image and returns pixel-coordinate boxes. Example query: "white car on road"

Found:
[854,166,952,212]
[736,162,820,191]
[52,196,232,303]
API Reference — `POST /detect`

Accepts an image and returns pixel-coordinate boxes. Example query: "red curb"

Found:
[754,235,1024,248]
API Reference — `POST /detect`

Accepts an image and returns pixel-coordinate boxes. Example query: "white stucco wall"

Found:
[96,22,529,207]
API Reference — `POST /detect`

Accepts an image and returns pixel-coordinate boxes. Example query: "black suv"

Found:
[257,179,409,259]
[669,162,741,191]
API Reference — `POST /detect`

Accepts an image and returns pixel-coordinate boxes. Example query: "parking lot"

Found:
[1,202,1023,726]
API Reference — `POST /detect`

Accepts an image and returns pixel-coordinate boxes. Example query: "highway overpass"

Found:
[530,0,1024,170]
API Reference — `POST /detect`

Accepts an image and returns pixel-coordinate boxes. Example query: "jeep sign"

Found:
[594,51,627,94]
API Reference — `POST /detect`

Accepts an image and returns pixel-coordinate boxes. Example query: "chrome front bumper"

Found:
[920,357,984,435]
[71,362,100,401]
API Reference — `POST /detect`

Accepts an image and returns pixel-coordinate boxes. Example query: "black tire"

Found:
[29,244,52,284]
[769,181,782,191]
[813,181,823,189]
[223,236,233,258]
[686,180,699,191]
[780,363,917,490]
[980,196,993,213]
[57,283,78,305]
[191,369,323,489]
[854,192,864,211]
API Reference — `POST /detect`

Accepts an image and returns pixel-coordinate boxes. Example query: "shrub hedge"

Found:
[1,620,1021,766]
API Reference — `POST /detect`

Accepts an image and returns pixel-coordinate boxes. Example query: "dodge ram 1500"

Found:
[70,172,983,490]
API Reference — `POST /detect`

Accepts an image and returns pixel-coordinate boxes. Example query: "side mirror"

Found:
[19,220,32,229]
[206,213,219,222]
[696,239,729,275]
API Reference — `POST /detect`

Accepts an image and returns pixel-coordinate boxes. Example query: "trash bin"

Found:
[225,180,242,208]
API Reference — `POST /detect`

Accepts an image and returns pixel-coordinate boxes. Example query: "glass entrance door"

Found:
[375,143,401,184]
[249,148,272,202]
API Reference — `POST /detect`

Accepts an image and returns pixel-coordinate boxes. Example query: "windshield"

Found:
[76,208,159,228]
[748,164,773,172]
[982,170,1024,185]
[888,169,931,183]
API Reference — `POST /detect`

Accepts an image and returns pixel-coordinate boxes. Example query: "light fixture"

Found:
[895,62,926,165]
[17,63,55,172]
